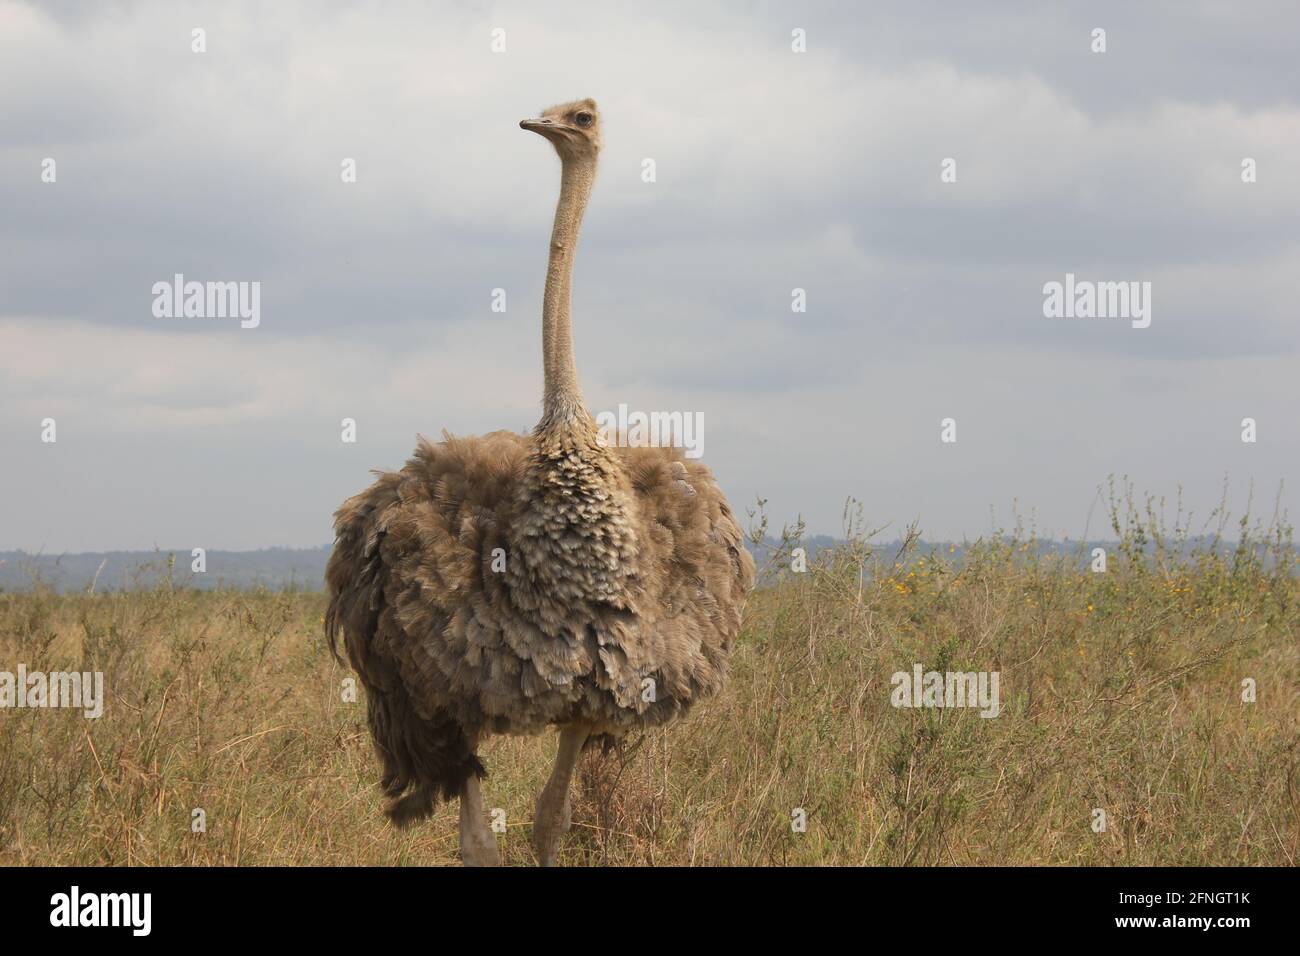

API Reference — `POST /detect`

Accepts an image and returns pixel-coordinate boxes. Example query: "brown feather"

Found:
[325,426,754,814]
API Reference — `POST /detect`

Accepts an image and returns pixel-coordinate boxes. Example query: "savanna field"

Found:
[2,495,1296,866]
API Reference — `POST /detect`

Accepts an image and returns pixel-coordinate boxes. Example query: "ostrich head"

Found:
[520,98,602,160]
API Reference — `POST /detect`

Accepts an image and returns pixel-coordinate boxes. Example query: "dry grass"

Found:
[1,489,1296,866]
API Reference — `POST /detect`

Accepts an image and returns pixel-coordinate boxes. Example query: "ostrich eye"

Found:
[575,111,593,128]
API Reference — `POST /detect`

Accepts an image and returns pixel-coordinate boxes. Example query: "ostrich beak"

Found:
[520,119,572,145]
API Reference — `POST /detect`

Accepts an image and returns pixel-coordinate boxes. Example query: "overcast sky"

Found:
[2,0,1296,551]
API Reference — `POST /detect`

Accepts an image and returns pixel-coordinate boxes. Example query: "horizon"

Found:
[3,520,1288,594]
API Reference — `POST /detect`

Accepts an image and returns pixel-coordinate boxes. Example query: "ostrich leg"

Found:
[532,724,589,866]
[458,771,500,866]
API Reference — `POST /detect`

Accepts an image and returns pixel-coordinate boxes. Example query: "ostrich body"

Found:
[325,99,754,866]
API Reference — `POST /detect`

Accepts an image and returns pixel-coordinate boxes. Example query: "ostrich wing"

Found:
[614,446,757,717]
[326,433,755,736]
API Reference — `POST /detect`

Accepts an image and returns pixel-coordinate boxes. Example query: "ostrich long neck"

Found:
[513,144,640,603]
[540,153,596,426]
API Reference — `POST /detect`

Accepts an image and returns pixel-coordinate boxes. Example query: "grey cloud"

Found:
[0,0,1294,550]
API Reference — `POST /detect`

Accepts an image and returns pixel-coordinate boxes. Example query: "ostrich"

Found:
[325,98,754,866]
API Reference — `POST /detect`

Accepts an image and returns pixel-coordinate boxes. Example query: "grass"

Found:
[1,485,1296,866]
